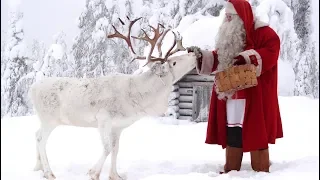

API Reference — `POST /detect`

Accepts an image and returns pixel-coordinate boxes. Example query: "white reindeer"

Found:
[30,17,197,180]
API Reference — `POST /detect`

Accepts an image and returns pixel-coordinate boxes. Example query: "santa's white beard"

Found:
[214,15,246,100]
[215,15,246,71]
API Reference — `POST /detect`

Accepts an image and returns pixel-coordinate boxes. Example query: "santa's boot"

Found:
[221,146,243,173]
[250,148,270,172]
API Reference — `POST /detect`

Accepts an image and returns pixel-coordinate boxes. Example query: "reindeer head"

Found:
[107,16,197,83]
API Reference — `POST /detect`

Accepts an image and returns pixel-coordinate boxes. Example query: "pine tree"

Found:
[1,39,7,77]
[72,0,111,77]
[1,39,7,118]
[29,40,46,72]
[2,10,29,117]
[292,0,318,97]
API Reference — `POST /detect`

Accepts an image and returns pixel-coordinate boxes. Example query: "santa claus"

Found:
[187,0,283,173]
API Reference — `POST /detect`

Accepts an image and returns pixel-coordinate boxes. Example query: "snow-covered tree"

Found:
[291,0,318,97]
[1,39,7,118]
[72,0,112,77]
[278,0,318,98]
[1,39,7,77]
[41,32,69,77]
[254,0,318,98]
[251,0,297,95]
[2,10,29,117]
[28,39,48,82]
[256,0,299,64]
[29,40,46,72]
[248,0,260,7]
[294,40,318,97]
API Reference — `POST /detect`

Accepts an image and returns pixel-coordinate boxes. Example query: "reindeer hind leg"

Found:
[35,124,57,179]
[88,125,113,180]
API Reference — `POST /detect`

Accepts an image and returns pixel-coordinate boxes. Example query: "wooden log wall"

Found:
[166,68,215,122]
[166,85,180,119]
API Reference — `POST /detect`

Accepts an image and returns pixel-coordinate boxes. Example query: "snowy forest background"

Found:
[1,0,319,118]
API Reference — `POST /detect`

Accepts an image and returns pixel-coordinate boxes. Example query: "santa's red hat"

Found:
[225,0,255,50]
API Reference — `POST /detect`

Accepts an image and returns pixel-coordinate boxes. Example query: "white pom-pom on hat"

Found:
[225,1,237,14]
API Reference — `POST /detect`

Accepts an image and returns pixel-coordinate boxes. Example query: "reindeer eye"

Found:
[173,62,176,66]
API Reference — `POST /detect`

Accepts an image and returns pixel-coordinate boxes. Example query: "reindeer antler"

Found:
[107,17,186,67]
[160,31,186,60]
[145,31,186,66]
[131,23,167,65]
[107,17,144,58]
[132,26,186,66]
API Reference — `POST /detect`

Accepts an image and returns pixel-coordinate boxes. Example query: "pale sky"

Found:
[1,0,85,49]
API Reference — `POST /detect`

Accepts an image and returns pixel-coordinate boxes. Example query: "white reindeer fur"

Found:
[30,53,196,180]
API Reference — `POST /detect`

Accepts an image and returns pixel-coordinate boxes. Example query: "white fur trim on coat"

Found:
[254,19,269,30]
[196,50,215,75]
[225,2,237,14]
[238,49,262,77]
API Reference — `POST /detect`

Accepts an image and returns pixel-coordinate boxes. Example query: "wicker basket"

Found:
[215,64,258,93]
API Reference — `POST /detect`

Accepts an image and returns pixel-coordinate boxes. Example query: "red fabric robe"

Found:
[205,26,283,152]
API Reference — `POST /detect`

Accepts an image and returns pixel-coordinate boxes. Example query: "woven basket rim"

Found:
[214,64,258,93]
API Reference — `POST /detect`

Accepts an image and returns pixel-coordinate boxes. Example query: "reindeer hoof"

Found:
[109,173,126,180]
[88,169,100,180]
[43,172,56,180]
[33,163,43,171]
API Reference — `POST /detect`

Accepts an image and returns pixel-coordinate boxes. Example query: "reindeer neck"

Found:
[129,68,174,105]
[128,69,173,116]
[140,68,173,88]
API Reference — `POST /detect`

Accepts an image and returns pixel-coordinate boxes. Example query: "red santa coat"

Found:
[198,0,283,152]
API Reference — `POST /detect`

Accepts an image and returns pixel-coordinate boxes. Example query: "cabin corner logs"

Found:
[166,68,214,122]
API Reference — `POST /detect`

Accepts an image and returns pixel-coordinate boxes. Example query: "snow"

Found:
[48,44,64,60]
[7,0,22,9]
[255,0,294,39]
[169,92,180,101]
[8,42,26,60]
[179,16,223,50]
[92,17,109,43]
[278,60,295,96]
[165,106,179,120]
[1,96,319,179]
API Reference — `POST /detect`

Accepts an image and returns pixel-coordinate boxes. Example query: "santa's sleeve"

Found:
[238,32,280,77]
[196,50,219,75]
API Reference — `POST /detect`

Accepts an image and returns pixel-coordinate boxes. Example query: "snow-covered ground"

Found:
[1,96,319,180]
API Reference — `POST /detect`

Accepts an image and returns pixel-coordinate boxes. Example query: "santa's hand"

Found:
[186,46,202,60]
[233,55,246,65]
